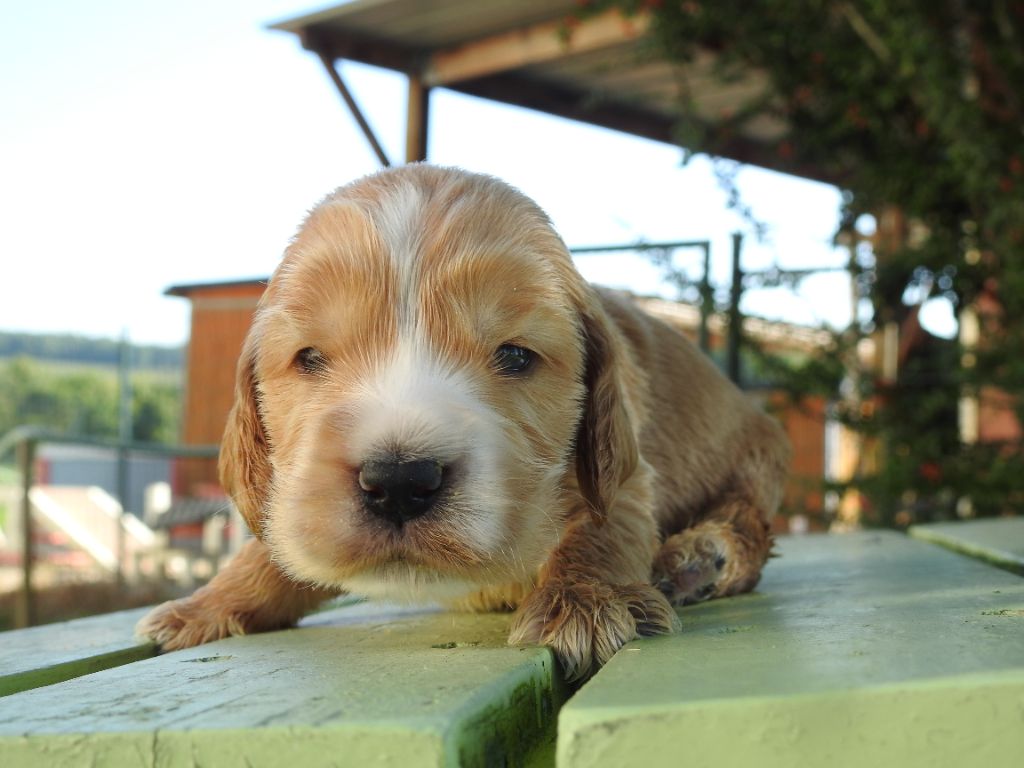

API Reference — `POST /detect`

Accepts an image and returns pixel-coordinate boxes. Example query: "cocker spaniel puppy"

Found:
[138,165,789,680]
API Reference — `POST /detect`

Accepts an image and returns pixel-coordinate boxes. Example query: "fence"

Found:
[0,425,218,628]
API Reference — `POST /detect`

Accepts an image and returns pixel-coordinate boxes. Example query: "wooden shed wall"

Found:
[175,283,263,496]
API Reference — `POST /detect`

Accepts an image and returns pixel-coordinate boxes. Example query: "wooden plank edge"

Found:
[451,649,568,768]
[909,525,1024,576]
[557,669,1024,768]
[0,642,157,698]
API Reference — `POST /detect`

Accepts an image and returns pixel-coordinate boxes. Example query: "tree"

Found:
[589,0,1024,524]
[0,358,180,444]
[132,379,181,444]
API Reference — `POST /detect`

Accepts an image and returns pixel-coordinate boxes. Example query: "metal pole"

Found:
[316,52,392,168]
[727,232,744,385]
[570,240,710,255]
[698,243,713,353]
[15,438,36,628]
[116,333,132,587]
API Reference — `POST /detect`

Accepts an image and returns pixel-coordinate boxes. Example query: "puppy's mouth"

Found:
[346,458,494,569]
[342,554,480,602]
[359,522,487,572]
[271,458,512,593]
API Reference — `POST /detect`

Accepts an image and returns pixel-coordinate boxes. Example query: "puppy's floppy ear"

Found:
[219,332,271,539]
[575,302,639,526]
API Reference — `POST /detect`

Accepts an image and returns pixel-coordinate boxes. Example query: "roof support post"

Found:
[316,51,392,167]
[727,232,744,385]
[405,74,430,163]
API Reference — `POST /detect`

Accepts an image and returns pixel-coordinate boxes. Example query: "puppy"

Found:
[138,165,789,680]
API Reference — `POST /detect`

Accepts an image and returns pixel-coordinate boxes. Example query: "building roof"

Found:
[151,497,233,529]
[165,278,268,298]
[269,0,828,181]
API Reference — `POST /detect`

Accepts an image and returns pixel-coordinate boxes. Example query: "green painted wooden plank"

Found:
[0,607,155,697]
[0,602,565,768]
[559,532,1024,768]
[910,517,1024,575]
[0,589,366,698]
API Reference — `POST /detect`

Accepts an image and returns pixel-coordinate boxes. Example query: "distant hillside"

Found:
[0,331,183,370]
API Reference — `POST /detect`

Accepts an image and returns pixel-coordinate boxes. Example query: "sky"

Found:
[1,0,876,348]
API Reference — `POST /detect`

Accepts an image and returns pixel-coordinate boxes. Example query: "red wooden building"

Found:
[165,279,265,497]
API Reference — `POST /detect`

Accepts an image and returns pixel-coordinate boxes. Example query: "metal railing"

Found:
[571,236,850,385]
[571,238,717,350]
[0,426,219,628]
[572,237,757,379]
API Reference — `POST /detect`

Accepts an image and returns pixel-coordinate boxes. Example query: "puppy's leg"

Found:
[655,430,786,606]
[654,495,772,606]
[508,473,679,681]
[136,538,339,651]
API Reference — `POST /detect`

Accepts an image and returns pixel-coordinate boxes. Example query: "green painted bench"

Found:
[910,516,1024,575]
[1,529,1022,767]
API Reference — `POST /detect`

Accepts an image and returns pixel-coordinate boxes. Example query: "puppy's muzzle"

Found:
[358,458,445,526]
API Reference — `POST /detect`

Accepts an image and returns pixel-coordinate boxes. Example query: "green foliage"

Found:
[0,357,180,444]
[131,377,181,444]
[590,0,1024,524]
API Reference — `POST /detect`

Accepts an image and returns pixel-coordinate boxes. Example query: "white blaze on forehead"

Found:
[366,179,426,330]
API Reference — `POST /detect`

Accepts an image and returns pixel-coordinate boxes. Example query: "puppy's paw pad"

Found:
[655,532,731,607]
[135,598,248,652]
[508,581,679,681]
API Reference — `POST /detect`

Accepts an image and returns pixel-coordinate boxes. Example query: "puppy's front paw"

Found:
[508,580,680,681]
[135,595,252,652]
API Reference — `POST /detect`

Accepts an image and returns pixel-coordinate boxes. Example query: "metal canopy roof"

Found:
[270,0,827,181]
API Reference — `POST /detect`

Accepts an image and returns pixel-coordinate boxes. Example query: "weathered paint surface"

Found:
[3,532,1022,766]
[559,531,1024,768]
[0,603,562,767]
[911,516,1024,575]
[0,607,155,697]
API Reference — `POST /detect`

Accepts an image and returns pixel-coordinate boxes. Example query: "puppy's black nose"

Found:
[358,459,444,525]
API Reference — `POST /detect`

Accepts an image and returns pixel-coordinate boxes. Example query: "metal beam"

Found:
[316,51,392,167]
[448,73,837,184]
[424,8,649,87]
[727,232,744,384]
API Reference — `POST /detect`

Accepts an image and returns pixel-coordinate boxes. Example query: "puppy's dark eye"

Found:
[294,346,327,375]
[493,344,534,376]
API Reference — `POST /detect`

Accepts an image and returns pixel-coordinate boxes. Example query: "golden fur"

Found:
[137,165,789,680]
